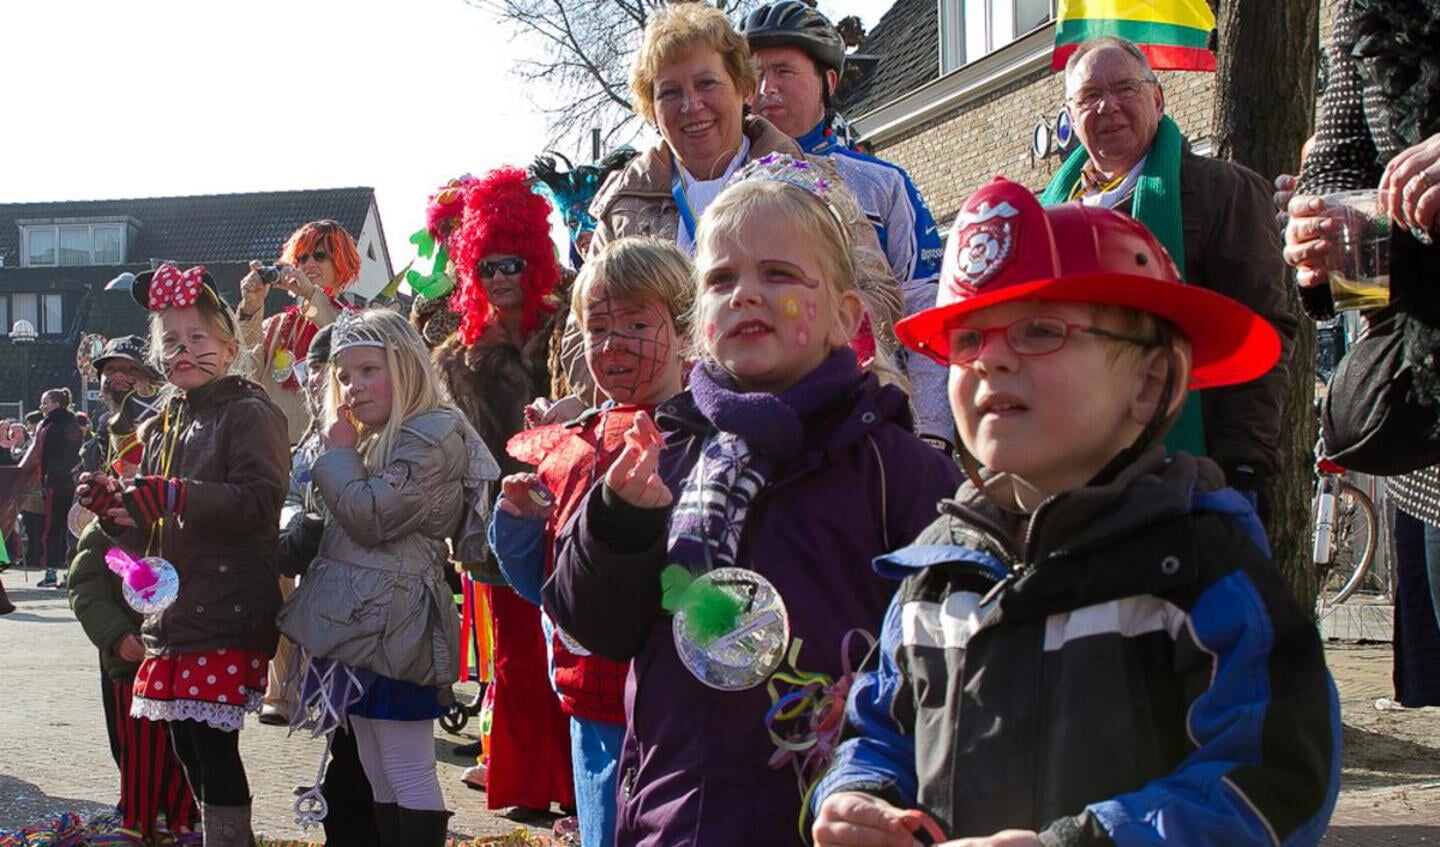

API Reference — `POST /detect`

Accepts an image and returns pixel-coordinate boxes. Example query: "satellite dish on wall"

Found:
[1055,108,1077,154]
[1032,118,1053,159]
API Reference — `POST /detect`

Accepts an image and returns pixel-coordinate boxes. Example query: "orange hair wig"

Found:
[280,219,362,293]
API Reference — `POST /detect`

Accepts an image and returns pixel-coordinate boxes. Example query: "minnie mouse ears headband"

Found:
[130,264,220,312]
[131,264,238,335]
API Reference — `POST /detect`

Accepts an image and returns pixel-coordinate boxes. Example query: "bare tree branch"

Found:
[466,0,765,154]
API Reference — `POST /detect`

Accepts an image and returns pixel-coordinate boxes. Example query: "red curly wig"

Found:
[280,219,361,293]
[449,166,561,345]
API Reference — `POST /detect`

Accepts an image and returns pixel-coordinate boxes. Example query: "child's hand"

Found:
[524,395,586,429]
[812,792,921,847]
[114,633,145,663]
[324,405,360,449]
[939,831,1042,847]
[498,473,556,520]
[604,411,672,510]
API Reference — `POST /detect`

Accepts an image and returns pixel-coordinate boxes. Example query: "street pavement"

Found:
[2,567,1438,844]
[0,572,547,843]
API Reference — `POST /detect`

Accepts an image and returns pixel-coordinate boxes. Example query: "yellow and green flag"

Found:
[1053,0,1217,72]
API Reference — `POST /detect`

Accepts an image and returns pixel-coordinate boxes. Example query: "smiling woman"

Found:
[589,3,803,256]
[236,219,363,444]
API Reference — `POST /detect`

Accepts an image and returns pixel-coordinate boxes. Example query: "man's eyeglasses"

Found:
[943,317,1154,366]
[1067,78,1156,111]
[296,250,331,265]
[478,257,526,278]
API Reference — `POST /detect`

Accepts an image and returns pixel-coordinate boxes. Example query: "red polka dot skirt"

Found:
[131,648,269,732]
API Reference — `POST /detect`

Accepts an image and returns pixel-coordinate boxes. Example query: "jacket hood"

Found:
[929,449,1230,565]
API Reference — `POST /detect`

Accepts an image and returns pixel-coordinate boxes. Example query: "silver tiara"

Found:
[729,153,850,240]
[330,310,387,355]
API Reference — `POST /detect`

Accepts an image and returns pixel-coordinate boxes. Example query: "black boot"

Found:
[371,801,399,847]
[395,807,451,847]
[0,580,13,615]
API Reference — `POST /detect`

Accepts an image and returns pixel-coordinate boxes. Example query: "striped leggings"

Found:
[102,672,199,835]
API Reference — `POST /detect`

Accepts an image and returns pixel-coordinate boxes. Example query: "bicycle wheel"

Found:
[1319,482,1379,607]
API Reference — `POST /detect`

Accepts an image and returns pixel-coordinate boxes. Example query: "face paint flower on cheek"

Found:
[781,296,801,319]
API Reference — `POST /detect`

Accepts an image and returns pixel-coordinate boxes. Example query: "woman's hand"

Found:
[1273,173,1298,227]
[323,405,359,450]
[1284,195,1341,288]
[812,792,922,847]
[1379,131,1440,237]
[273,262,320,302]
[239,261,270,316]
[497,473,556,520]
[603,411,672,509]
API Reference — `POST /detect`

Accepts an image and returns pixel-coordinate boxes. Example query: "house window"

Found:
[941,0,1055,74]
[12,294,38,333]
[42,294,63,335]
[20,224,126,267]
[25,229,56,267]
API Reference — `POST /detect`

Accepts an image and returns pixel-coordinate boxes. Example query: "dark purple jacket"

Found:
[544,352,962,846]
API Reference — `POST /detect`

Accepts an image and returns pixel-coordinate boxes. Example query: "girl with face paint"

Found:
[544,157,963,847]
[76,265,291,847]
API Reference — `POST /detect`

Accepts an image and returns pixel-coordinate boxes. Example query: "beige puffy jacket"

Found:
[277,408,498,686]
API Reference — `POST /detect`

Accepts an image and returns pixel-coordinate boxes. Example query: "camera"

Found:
[257,265,282,285]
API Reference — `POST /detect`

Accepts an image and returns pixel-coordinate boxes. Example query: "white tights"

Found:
[348,717,445,811]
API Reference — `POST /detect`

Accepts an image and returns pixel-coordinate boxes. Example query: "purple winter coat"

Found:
[543,351,962,846]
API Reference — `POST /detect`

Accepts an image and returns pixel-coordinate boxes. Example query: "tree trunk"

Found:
[1211,0,1322,612]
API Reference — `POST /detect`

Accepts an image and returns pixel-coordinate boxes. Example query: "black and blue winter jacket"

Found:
[812,450,1341,846]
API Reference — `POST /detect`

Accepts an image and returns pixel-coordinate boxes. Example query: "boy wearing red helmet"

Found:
[809,179,1340,847]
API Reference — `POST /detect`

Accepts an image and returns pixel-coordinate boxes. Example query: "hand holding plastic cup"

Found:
[1322,190,1392,312]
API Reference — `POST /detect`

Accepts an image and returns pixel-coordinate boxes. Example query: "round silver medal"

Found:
[123,557,180,615]
[672,567,790,691]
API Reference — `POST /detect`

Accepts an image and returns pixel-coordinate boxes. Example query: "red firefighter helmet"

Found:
[895,177,1280,390]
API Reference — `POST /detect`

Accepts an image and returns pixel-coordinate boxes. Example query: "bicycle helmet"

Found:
[741,1,846,75]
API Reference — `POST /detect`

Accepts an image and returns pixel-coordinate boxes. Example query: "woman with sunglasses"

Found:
[236,220,362,444]
[433,166,577,823]
[236,218,362,729]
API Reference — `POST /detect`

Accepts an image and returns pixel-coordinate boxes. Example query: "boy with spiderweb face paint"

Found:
[77,265,291,847]
[496,237,693,847]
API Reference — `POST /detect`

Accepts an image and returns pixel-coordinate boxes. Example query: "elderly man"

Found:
[1041,36,1296,507]
[741,1,954,451]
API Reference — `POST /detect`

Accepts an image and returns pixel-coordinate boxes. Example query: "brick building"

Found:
[838,0,1224,228]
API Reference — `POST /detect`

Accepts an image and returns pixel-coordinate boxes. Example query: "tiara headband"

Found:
[330,310,388,356]
[726,153,850,241]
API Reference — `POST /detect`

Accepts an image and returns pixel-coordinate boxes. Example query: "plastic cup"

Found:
[1323,190,1391,312]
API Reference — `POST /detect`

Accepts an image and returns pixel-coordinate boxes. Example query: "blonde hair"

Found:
[695,177,906,389]
[324,309,455,473]
[573,237,696,342]
[630,3,758,126]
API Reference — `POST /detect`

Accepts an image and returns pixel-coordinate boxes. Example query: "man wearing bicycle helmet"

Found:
[741,1,953,452]
[809,178,1340,847]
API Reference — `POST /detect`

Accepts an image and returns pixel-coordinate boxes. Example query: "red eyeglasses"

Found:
[943,317,1154,366]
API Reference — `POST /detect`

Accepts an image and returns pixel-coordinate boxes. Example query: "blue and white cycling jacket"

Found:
[798,121,953,443]
[812,451,1341,846]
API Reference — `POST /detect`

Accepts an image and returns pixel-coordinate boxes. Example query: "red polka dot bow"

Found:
[148,264,207,311]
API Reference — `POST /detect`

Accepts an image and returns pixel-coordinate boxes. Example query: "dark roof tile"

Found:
[839,0,940,119]
[0,187,374,270]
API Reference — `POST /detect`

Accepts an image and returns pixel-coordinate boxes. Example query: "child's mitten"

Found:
[123,476,187,526]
